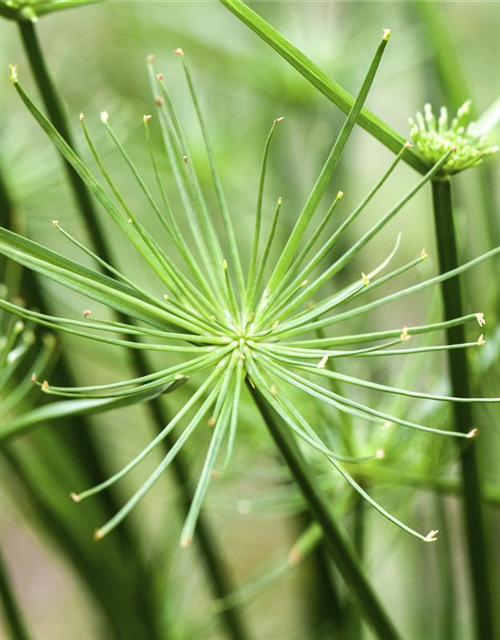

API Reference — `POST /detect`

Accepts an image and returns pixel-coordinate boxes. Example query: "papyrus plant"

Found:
[2,34,500,556]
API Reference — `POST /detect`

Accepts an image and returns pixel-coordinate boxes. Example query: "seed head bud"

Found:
[317,354,329,369]
[146,54,154,64]
[467,427,479,439]
[274,116,284,124]
[93,529,103,541]
[478,334,486,346]
[143,114,152,123]
[207,415,216,427]
[270,384,278,397]
[83,310,92,318]
[182,155,188,163]
[100,111,109,124]
[424,529,439,542]
[180,536,192,549]
[400,327,410,341]
[476,313,486,327]
[156,73,164,82]
[31,373,37,383]
[337,190,344,199]
[362,272,370,285]
[79,113,85,121]
[52,219,59,226]
[376,448,385,460]
[41,380,50,393]
[8,64,18,84]
[173,47,184,56]
[155,96,164,106]
[382,28,391,41]
[420,248,428,259]
[70,492,81,503]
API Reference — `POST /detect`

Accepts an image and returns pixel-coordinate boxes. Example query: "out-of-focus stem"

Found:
[431,177,495,640]
[0,541,31,640]
[249,383,402,640]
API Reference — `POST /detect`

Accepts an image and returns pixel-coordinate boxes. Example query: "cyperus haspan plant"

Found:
[2,33,500,558]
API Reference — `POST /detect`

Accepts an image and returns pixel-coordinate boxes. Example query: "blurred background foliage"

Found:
[1,1,500,639]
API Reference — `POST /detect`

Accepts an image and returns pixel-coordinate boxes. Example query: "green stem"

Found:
[298,511,344,639]
[345,492,365,640]
[0,541,31,640]
[17,21,105,256]
[248,382,401,640]
[431,177,495,640]
[415,0,500,249]
[17,20,248,640]
[220,0,428,174]
[434,496,456,640]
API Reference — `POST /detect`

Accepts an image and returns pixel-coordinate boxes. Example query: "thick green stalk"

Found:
[415,0,500,251]
[17,20,248,640]
[220,0,428,174]
[431,178,495,640]
[296,511,344,639]
[248,383,401,640]
[434,496,456,640]
[0,542,31,640]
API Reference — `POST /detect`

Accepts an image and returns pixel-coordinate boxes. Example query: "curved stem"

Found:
[0,542,31,640]
[17,20,249,640]
[248,382,401,640]
[431,177,495,640]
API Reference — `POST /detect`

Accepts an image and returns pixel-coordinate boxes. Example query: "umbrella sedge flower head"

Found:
[409,101,499,174]
[2,36,500,548]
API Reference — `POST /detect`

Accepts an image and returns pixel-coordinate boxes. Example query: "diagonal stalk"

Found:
[17,19,249,640]
[220,0,428,174]
[431,177,495,640]
[248,382,401,640]
[0,541,31,640]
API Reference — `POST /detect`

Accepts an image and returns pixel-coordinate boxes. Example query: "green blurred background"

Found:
[1,2,500,639]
